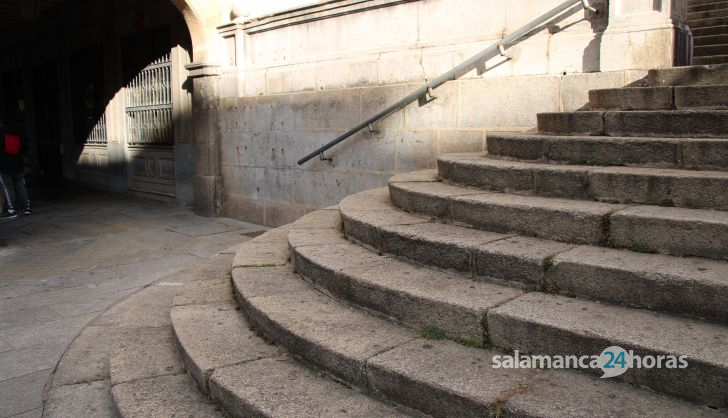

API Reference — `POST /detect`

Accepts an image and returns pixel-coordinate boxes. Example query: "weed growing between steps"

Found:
[630,242,657,254]
[419,325,485,348]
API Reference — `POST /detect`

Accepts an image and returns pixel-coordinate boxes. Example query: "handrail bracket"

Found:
[418,87,437,107]
[582,0,597,13]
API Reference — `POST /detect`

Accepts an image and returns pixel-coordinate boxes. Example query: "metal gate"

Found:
[125,53,173,145]
[124,52,176,198]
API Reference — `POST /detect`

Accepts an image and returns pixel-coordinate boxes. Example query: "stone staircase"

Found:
[690,0,728,64]
[75,64,728,417]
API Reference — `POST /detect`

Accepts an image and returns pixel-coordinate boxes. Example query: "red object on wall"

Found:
[134,11,145,30]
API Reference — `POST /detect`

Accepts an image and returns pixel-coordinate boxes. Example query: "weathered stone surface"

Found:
[288,227,345,249]
[109,327,184,385]
[210,358,409,418]
[487,133,682,168]
[473,236,574,284]
[235,270,416,387]
[505,369,726,417]
[171,303,279,392]
[232,241,290,268]
[547,245,728,323]
[173,278,234,306]
[111,374,220,418]
[367,339,536,418]
[604,110,728,137]
[488,292,728,408]
[288,208,343,230]
[537,111,605,136]
[388,180,481,218]
[675,84,728,109]
[648,63,728,86]
[682,138,728,171]
[588,166,728,209]
[45,380,118,418]
[449,192,621,245]
[293,240,522,343]
[610,205,728,260]
[379,222,510,273]
[589,86,674,110]
[232,265,310,299]
[92,284,182,328]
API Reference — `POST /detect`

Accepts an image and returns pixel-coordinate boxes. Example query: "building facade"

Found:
[0,0,693,225]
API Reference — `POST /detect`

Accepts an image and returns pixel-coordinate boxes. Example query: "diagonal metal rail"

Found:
[298,0,597,165]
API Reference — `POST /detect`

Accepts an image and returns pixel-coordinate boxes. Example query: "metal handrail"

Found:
[298,0,597,165]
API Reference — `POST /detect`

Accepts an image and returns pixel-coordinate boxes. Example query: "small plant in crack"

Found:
[420,325,447,340]
[630,242,657,254]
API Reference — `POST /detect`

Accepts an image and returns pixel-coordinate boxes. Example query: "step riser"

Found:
[694,55,728,65]
[439,159,728,210]
[538,111,728,138]
[689,8,728,20]
[690,2,728,13]
[389,183,611,246]
[390,181,728,261]
[589,85,728,110]
[688,17,728,28]
[648,64,728,86]
[486,134,728,172]
[696,44,728,56]
[291,246,488,345]
[342,192,728,325]
[694,25,728,37]
[487,310,728,407]
[695,34,728,46]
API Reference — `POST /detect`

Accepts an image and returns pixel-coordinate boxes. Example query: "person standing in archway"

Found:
[0,120,31,220]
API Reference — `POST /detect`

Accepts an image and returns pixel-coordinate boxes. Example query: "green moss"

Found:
[630,242,657,254]
[420,325,447,340]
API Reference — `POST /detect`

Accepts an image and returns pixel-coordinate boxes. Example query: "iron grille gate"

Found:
[125,53,173,145]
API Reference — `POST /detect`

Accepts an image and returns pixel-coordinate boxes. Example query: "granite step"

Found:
[696,43,728,57]
[339,188,728,324]
[689,6,728,20]
[231,217,725,415]
[537,110,728,137]
[648,63,728,86]
[167,245,411,418]
[486,132,728,171]
[690,1,728,13]
[694,33,728,46]
[389,171,728,260]
[589,84,728,110]
[688,16,728,28]
[693,24,728,37]
[437,153,728,210]
[488,292,728,408]
[695,55,728,65]
[289,218,524,345]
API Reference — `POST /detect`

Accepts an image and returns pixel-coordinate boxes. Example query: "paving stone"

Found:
[367,339,536,418]
[210,358,410,418]
[109,327,185,385]
[547,245,728,323]
[111,374,220,418]
[52,326,136,387]
[0,369,50,417]
[236,271,416,387]
[171,302,279,392]
[0,306,62,332]
[488,292,728,408]
[610,205,728,260]
[45,380,118,418]
[0,313,96,350]
[505,369,725,417]
[168,254,233,283]
[0,343,65,381]
[91,283,182,328]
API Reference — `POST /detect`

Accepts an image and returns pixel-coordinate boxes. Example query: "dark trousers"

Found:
[0,172,30,213]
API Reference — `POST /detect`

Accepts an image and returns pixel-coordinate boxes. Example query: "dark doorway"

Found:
[33,60,63,184]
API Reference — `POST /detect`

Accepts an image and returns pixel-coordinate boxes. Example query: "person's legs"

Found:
[0,173,17,217]
[13,173,30,214]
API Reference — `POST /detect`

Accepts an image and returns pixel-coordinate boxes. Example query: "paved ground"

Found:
[0,188,266,417]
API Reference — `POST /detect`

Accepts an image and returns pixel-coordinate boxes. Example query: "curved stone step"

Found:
[389,171,728,260]
[693,24,728,37]
[690,1,728,13]
[486,132,728,171]
[695,55,728,65]
[231,220,725,415]
[340,188,728,324]
[289,222,524,344]
[589,84,728,110]
[438,154,728,210]
[538,110,728,137]
[168,243,409,417]
[488,292,728,408]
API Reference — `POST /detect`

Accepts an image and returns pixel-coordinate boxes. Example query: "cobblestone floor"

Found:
[0,188,265,417]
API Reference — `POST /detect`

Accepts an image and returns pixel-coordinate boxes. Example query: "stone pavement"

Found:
[0,188,266,417]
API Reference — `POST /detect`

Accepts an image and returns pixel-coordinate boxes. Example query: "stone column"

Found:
[186,63,222,216]
[600,0,688,71]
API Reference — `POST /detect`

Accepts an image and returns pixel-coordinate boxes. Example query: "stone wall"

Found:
[211,0,687,226]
